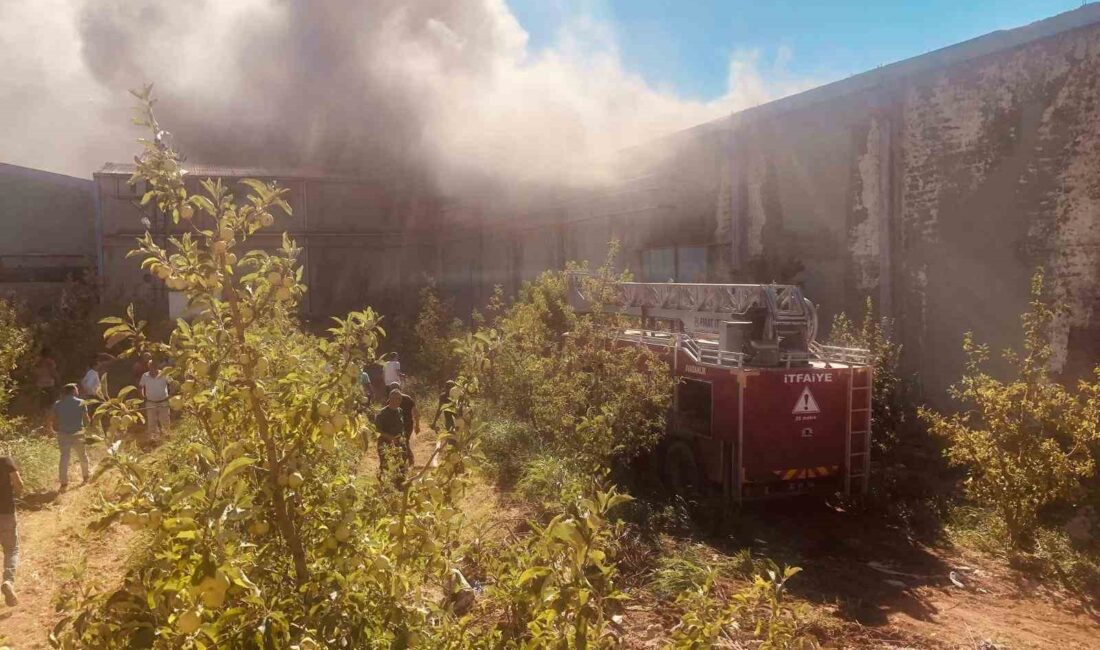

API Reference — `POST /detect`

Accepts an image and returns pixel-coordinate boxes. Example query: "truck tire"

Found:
[664,441,701,494]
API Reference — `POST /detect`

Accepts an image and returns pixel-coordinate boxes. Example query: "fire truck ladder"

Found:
[566,273,819,350]
[845,366,873,495]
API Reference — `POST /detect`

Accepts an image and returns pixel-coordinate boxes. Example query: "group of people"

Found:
[0,349,174,609]
[362,353,458,483]
[1,349,459,609]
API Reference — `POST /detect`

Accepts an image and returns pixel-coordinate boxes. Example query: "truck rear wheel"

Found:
[664,441,701,494]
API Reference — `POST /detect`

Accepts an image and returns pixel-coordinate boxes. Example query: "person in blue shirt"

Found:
[45,384,91,491]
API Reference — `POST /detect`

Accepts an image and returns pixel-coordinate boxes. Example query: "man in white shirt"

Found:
[139,360,171,439]
[80,356,107,399]
[382,352,403,388]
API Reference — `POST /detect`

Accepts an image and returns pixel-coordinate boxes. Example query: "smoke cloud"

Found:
[1,0,816,194]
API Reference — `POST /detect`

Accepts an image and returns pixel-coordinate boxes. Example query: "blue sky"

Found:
[508,1,1086,100]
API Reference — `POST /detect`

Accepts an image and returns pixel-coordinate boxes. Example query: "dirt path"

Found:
[876,552,1100,649]
[721,503,1100,649]
[0,483,134,649]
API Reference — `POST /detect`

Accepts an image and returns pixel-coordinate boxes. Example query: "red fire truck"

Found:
[568,275,872,501]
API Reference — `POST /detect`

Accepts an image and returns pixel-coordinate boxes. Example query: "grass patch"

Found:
[0,433,59,494]
[947,505,1100,597]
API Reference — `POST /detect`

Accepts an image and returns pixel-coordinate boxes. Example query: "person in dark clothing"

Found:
[431,380,457,434]
[374,390,409,483]
[387,382,418,464]
[1,455,24,606]
[359,362,380,407]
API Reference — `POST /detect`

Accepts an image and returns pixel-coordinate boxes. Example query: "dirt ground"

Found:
[3,428,1098,649]
[0,481,134,650]
[649,500,1100,649]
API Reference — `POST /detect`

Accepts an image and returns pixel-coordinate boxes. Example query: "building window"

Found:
[642,246,708,283]
[642,248,675,282]
[678,246,707,283]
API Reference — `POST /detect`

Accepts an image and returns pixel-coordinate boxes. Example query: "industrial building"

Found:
[68,3,1100,396]
[443,4,1100,394]
[92,163,441,321]
[0,163,96,312]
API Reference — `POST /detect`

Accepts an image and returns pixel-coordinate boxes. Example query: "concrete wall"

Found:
[723,10,1100,393]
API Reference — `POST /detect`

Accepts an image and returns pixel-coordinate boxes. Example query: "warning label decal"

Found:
[792,386,821,415]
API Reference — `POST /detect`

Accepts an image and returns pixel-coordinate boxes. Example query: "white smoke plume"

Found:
[1,0,816,193]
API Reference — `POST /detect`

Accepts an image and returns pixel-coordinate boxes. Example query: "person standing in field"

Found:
[387,382,418,464]
[431,380,457,434]
[33,347,61,412]
[1,454,24,606]
[382,352,403,388]
[46,383,90,491]
[139,360,171,440]
[80,355,109,399]
[132,352,152,386]
[374,389,408,484]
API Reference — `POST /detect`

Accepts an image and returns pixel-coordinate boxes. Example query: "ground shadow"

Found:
[17,489,60,511]
[723,498,952,626]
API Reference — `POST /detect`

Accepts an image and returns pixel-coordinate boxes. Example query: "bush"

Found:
[478,415,537,487]
[0,431,56,495]
[516,454,594,512]
[669,563,815,649]
[468,248,675,475]
[53,90,469,647]
[489,488,633,647]
[827,297,906,457]
[0,297,32,413]
[411,279,464,388]
[920,270,1100,547]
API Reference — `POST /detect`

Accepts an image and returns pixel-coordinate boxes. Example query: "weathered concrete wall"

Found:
[716,15,1100,394]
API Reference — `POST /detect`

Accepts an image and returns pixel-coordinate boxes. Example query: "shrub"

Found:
[51,89,476,647]
[468,248,675,475]
[0,431,56,495]
[920,270,1100,547]
[668,563,814,649]
[0,297,32,413]
[489,488,633,647]
[478,415,537,487]
[516,454,594,512]
[411,279,464,388]
[827,297,905,456]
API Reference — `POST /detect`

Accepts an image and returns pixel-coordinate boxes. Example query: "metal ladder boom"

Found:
[566,273,818,342]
